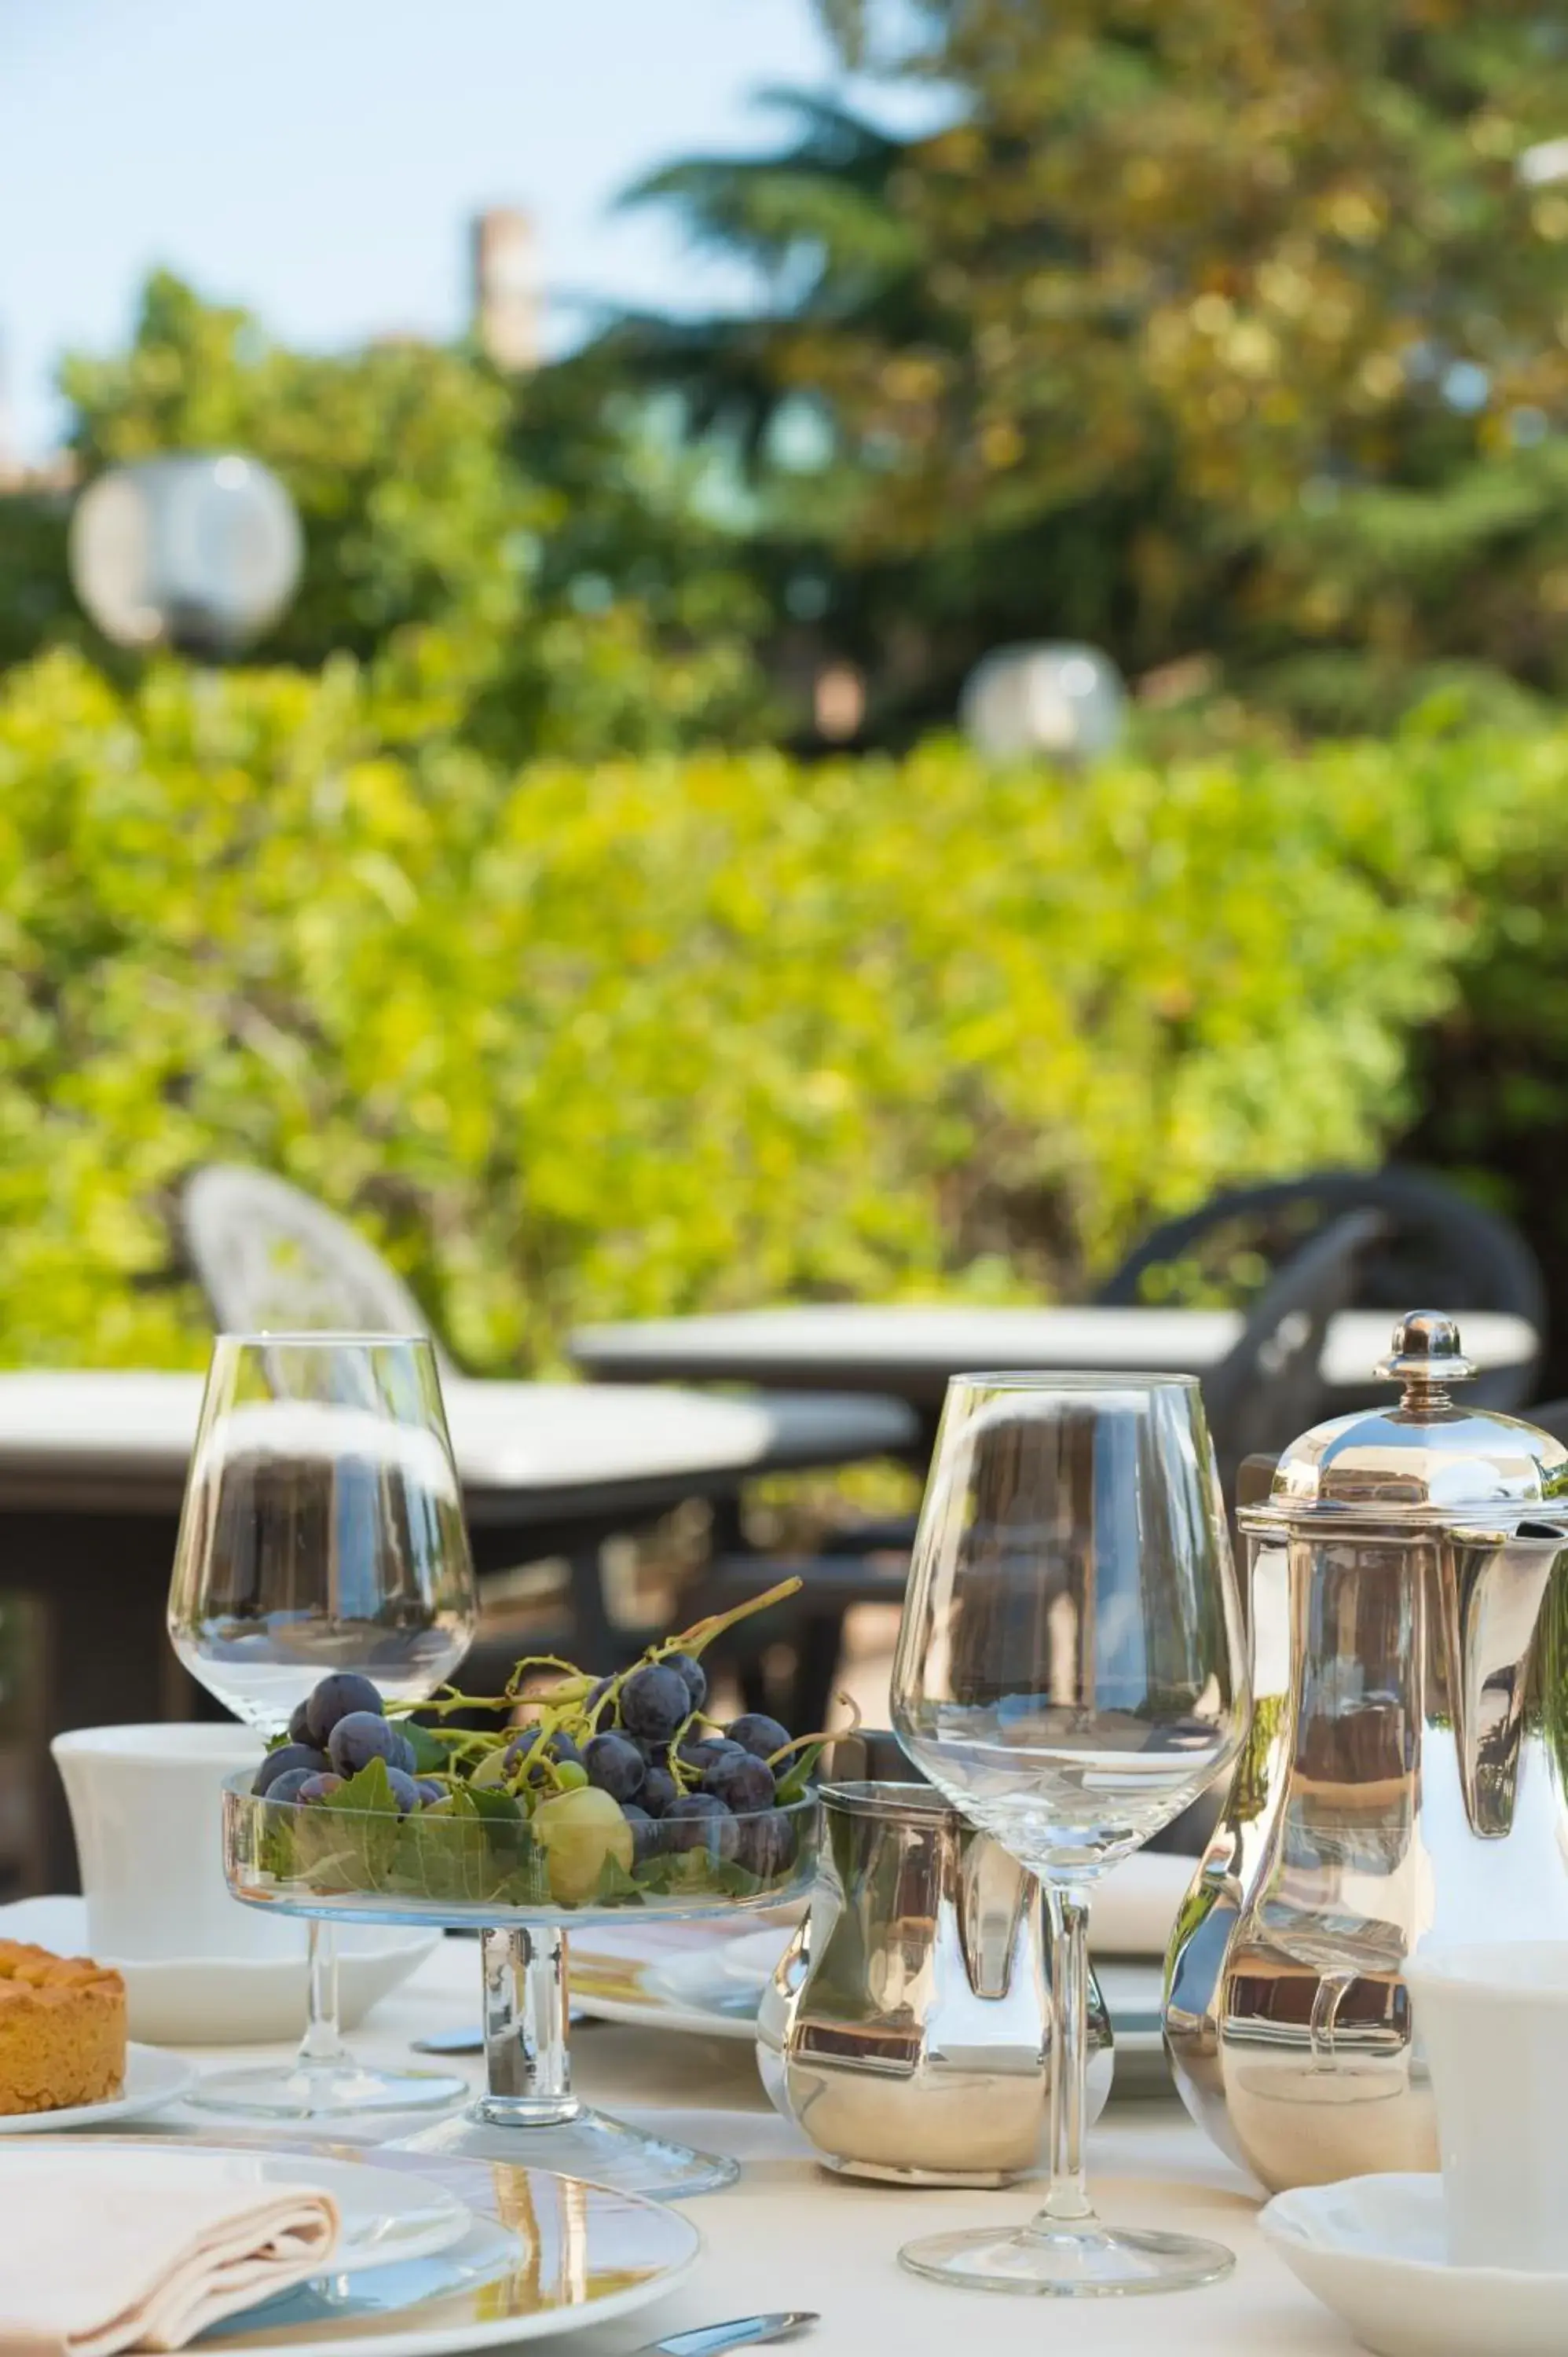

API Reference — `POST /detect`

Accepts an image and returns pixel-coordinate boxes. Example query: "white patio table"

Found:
[573,1299,1538,1421]
[125,1933,1348,2357]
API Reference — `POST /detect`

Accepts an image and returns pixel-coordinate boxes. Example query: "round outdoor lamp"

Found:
[68,453,302,658]
[960,641,1128,764]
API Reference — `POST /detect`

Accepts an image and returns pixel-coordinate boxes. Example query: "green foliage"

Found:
[0,644,1520,1374]
[2,273,775,763]
[616,2,1568,739]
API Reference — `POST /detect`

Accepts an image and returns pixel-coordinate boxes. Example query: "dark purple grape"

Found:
[640,1765,678,1818]
[504,1726,584,1783]
[584,1732,646,1802]
[298,1772,345,1803]
[261,1766,318,1806]
[621,1802,658,1864]
[664,1791,738,1859]
[327,1711,416,1778]
[253,1743,328,1796]
[304,1673,384,1747]
[585,1675,614,1715]
[701,1751,775,1813]
[726,1713,791,1763]
[619,1663,691,1744]
[288,1700,314,1746]
[414,1779,446,1806]
[665,1651,708,1714]
[384,1768,423,1815]
[736,1808,797,1880]
[678,1736,744,1776]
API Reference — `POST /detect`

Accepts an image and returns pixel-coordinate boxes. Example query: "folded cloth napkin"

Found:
[0,2156,340,2356]
[1089,1849,1196,1959]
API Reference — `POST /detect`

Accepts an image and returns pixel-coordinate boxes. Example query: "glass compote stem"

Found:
[394,1926,739,2196]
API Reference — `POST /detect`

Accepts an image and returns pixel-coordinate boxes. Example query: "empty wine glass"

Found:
[891,1373,1250,2296]
[167,1332,478,2116]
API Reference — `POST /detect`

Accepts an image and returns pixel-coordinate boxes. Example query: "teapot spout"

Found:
[1449,1526,1568,1839]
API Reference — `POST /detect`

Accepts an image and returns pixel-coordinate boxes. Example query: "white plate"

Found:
[0,2041,194,2132]
[200,2153,702,2356]
[7,2146,469,2275]
[1262,2172,1568,2357]
[574,1925,1171,2087]
[0,1898,438,2044]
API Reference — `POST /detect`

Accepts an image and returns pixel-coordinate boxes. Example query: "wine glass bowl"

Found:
[891,1372,1250,2296]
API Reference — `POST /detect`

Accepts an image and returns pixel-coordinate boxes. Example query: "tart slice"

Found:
[0,1938,126,2113]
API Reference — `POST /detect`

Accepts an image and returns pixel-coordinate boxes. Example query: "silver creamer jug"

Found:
[758,1776,1112,2183]
[1164,1311,1568,2191]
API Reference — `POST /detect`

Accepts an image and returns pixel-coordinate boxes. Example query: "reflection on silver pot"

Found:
[758,1776,1112,2184]
[1163,1311,1568,2193]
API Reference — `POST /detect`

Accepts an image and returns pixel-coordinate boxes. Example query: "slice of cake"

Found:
[0,1938,126,2114]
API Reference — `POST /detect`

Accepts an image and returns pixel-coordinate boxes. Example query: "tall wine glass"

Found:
[167,1332,479,2116]
[891,1373,1249,2296]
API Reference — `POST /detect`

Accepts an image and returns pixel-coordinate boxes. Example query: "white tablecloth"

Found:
[136,1937,1347,2355]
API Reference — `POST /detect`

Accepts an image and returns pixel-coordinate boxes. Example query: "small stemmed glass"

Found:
[892,1372,1249,2296]
[167,1331,478,2117]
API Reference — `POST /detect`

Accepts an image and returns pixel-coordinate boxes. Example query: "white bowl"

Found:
[1261,2172,1568,2357]
[0,1896,438,2044]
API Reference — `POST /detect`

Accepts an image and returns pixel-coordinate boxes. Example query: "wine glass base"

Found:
[186,2061,468,2119]
[898,2220,1236,2297]
[394,2099,741,2198]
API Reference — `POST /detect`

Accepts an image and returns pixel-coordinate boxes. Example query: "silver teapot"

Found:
[1164,1310,1568,2191]
[757,1774,1112,2184]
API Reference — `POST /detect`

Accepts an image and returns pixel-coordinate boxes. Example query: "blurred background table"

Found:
[0,1370,915,1893]
[573,1300,1540,1431]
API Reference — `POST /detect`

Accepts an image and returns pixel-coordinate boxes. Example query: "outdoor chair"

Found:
[1097,1164,1545,1409]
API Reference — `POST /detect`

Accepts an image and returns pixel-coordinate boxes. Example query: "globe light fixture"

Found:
[959,641,1128,764]
[68,453,302,658]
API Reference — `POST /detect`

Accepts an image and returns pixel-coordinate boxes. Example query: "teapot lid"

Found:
[1240,1310,1568,1532]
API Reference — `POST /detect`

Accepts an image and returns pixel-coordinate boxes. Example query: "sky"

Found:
[0,0,945,461]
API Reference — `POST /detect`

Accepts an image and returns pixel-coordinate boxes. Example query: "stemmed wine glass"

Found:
[891,1372,1249,2296]
[167,1332,479,2117]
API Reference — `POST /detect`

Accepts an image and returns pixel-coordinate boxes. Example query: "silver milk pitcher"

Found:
[1164,1311,1568,2192]
[758,1778,1112,2184]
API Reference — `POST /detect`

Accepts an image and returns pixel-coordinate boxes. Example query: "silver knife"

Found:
[633,2315,818,2357]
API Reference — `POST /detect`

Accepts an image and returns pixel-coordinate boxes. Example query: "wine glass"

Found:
[891,1372,1250,2296]
[167,1331,479,2116]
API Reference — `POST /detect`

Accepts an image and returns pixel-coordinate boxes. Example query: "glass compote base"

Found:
[222,1778,819,2198]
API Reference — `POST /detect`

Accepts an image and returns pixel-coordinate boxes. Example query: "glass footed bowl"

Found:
[222,1776,818,2200]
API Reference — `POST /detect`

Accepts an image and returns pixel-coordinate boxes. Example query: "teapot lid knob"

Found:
[1375,1310,1475,1404]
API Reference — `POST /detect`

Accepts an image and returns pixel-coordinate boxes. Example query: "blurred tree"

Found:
[0,272,774,757]
[611,0,1568,736]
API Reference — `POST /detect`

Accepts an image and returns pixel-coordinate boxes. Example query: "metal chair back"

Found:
[181,1165,454,1373]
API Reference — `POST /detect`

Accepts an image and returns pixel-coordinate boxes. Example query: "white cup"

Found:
[1406,1941,1568,2270]
[51,1723,299,1963]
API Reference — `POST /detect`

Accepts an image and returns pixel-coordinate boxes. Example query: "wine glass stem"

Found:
[476,1924,578,2127]
[296,1921,353,2068]
[1037,1883,1097,2227]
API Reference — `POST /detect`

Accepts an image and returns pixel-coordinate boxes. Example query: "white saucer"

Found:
[0,1897,438,2044]
[1262,2172,1568,2357]
[0,2043,194,2132]
[6,2146,470,2274]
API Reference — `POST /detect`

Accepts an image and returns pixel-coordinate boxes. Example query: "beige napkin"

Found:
[0,2157,340,2356]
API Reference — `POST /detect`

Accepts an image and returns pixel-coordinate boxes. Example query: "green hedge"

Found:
[0,649,1541,1372]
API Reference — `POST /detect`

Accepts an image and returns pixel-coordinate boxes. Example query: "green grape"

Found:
[554,1761,589,1791]
[532,1785,633,1904]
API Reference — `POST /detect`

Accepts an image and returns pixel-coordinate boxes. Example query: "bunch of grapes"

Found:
[251,1578,822,1907]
